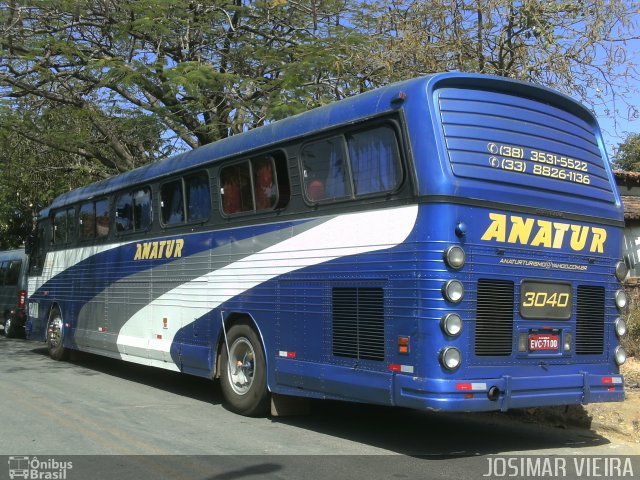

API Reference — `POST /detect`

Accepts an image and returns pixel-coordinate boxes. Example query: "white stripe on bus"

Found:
[116,205,419,366]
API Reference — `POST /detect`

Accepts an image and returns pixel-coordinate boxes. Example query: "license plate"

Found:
[529,334,559,351]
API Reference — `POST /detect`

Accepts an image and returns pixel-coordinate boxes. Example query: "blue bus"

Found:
[26,73,628,416]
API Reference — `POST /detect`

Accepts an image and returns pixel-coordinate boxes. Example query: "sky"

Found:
[597,97,639,160]
[593,37,640,160]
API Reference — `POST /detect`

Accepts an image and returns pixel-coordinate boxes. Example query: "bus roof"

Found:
[42,72,600,218]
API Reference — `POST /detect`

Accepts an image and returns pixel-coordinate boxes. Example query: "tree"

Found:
[353,0,639,118]
[0,0,638,243]
[1,0,637,163]
[0,0,364,169]
[614,133,640,172]
[0,102,118,248]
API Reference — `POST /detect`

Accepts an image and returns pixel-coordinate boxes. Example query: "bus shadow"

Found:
[0,338,72,374]
[272,400,610,458]
[28,345,222,405]
[9,340,612,457]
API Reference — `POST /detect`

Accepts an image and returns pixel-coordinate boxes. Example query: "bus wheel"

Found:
[4,316,15,338]
[47,309,68,361]
[220,322,269,416]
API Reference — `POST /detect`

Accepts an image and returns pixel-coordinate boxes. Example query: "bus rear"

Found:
[394,74,626,411]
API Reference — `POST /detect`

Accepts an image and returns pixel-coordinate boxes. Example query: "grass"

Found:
[622,309,640,358]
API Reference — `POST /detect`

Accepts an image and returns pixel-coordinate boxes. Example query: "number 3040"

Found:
[523,292,570,308]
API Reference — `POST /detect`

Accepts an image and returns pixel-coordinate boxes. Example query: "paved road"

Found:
[1,335,638,480]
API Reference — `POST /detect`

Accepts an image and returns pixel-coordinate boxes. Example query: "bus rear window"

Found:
[437,88,615,204]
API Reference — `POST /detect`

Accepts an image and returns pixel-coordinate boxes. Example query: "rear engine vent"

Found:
[576,285,605,355]
[332,287,384,361]
[475,279,514,356]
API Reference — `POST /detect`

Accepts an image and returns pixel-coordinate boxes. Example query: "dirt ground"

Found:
[584,357,640,443]
[507,357,640,444]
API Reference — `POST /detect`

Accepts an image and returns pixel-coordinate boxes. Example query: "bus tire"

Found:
[220,322,269,416]
[47,308,68,361]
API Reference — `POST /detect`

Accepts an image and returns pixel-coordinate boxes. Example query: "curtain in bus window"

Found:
[95,199,110,238]
[53,211,67,244]
[67,208,76,242]
[79,202,95,240]
[221,163,252,214]
[161,180,185,225]
[326,139,349,198]
[301,138,350,201]
[253,157,277,210]
[116,193,133,232]
[348,126,400,196]
[134,188,152,231]
[186,173,210,221]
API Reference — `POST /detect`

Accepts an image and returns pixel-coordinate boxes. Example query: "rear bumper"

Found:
[394,372,625,412]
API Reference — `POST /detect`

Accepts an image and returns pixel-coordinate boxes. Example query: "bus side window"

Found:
[346,126,402,196]
[220,163,252,215]
[186,173,210,222]
[253,157,277,211]
[79,202,95,240]
[117,188,152,232]
[116,192,133,232]
[161,180,185,225]
[134,188,152,231]
[301,137,351,202]
[53,210,68,244]
[95,199,110,238]
[66,207,76,243]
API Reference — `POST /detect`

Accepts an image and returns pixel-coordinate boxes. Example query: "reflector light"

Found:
[464,394,474,399]
[398,336,410,354]
[18,290,26,309]
[279,351,297,358]
[388,364,414,373]
[391,91,407,104]
[608,387,615,392]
